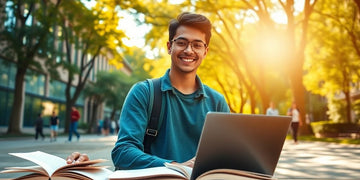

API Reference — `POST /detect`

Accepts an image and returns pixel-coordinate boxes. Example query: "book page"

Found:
[9,151,67,177]
[65,168,113,180]
[108,166,187,180]
[56,159,108,172]
[9,173,50,180]
[164,162,193,178]
[196,172,265,180]
[1,166,47,176]
[197,169,274,180]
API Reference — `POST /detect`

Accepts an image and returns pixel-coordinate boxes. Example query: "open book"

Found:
[108,162,275,180]
[0,151,112,180]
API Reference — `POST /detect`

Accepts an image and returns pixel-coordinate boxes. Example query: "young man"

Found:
[67,12,230,169]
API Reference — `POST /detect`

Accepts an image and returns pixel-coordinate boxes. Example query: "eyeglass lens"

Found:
[173,38,206,51]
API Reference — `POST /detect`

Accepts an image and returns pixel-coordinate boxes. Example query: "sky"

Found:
[117,11,150,48]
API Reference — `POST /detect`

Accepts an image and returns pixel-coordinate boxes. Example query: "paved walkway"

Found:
[276,141,360,179]
[0,134,359,179]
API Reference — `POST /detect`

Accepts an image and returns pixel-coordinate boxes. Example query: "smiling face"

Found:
[167,25,208,74]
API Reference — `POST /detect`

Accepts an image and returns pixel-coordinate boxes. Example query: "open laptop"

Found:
[190,112,291,180]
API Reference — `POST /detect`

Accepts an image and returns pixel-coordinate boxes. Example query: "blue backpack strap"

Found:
[143,78,162,154]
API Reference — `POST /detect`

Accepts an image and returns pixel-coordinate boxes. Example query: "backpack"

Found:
[143,78,163,154]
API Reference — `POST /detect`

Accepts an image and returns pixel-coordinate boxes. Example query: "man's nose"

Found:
[183,43,194,52]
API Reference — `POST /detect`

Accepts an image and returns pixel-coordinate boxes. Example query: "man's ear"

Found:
[167,41,171,54]
[203,46,209,56]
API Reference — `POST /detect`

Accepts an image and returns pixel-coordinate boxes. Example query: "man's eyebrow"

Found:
[174,37,188,40]
[175,37,205,42]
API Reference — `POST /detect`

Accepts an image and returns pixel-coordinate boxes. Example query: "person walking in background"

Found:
[287,102,302,144]
[266,101,279,116]
[35,113,45,140]
[102,117,110,136]
[97,119,103,136]
[68,107,80,142]
[49,111,60,142]
[110,120,116,135]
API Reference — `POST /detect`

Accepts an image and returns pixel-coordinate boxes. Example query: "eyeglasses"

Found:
[172,38,207,52]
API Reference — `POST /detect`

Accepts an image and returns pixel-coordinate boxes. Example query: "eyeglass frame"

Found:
[171,37,208,52]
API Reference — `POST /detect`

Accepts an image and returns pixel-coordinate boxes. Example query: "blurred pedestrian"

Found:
[266,101,279,116]
[49,111,59,142]
[287,102,302,144]
[68,107,80,142]
[110,120,115,135]
[102,117,110,136]
[35,113,45,140]
[97,119,103,135]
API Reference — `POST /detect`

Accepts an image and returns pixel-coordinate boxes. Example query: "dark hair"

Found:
[169,12,212,45]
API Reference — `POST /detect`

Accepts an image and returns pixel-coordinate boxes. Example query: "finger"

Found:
[187,159,195,168]
[66,152,81,164]
[182,158,195,168]
[75,154,89,163]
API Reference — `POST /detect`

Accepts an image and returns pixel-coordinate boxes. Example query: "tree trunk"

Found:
[87,100,99,134]
[7,68,26,134]
[354,0,360,11]
[287,0,316,136]
[64,101,73,133]
[249,90,256,114]
[110,108,117,121]
[344,90,352,123]
[291,64,312,135]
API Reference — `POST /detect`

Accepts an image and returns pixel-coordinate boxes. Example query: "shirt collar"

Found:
[160,69,207,99]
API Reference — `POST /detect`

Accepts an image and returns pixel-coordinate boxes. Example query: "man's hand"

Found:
[66,152,89,164]
[172,157,196,168]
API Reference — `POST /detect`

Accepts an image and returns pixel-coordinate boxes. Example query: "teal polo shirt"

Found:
[112,69,230,169]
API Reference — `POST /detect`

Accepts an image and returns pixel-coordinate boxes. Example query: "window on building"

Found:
[49,80,66,101]
[0,59,16,89]
[0,90,14,126]
[49,80,84,105]
[25,70,45,96]
[71,86,85,105]
[23,95,43,127]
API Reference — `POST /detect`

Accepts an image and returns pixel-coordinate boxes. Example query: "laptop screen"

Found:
[190,112,291,180]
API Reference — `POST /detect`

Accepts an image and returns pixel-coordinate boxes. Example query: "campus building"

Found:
[0,1,132,132]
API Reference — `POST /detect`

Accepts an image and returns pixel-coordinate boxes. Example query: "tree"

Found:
[111,1,317,131]
[83,47,153,133]
[57,1,125,132]
[105,47,154,121]
[0,0,61,134]
[104,71,136,122]
[124,47,153,80]
[279,0,318,134]
[82,80,106,134]
[304,0,360,123]
[83,70,135,133]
